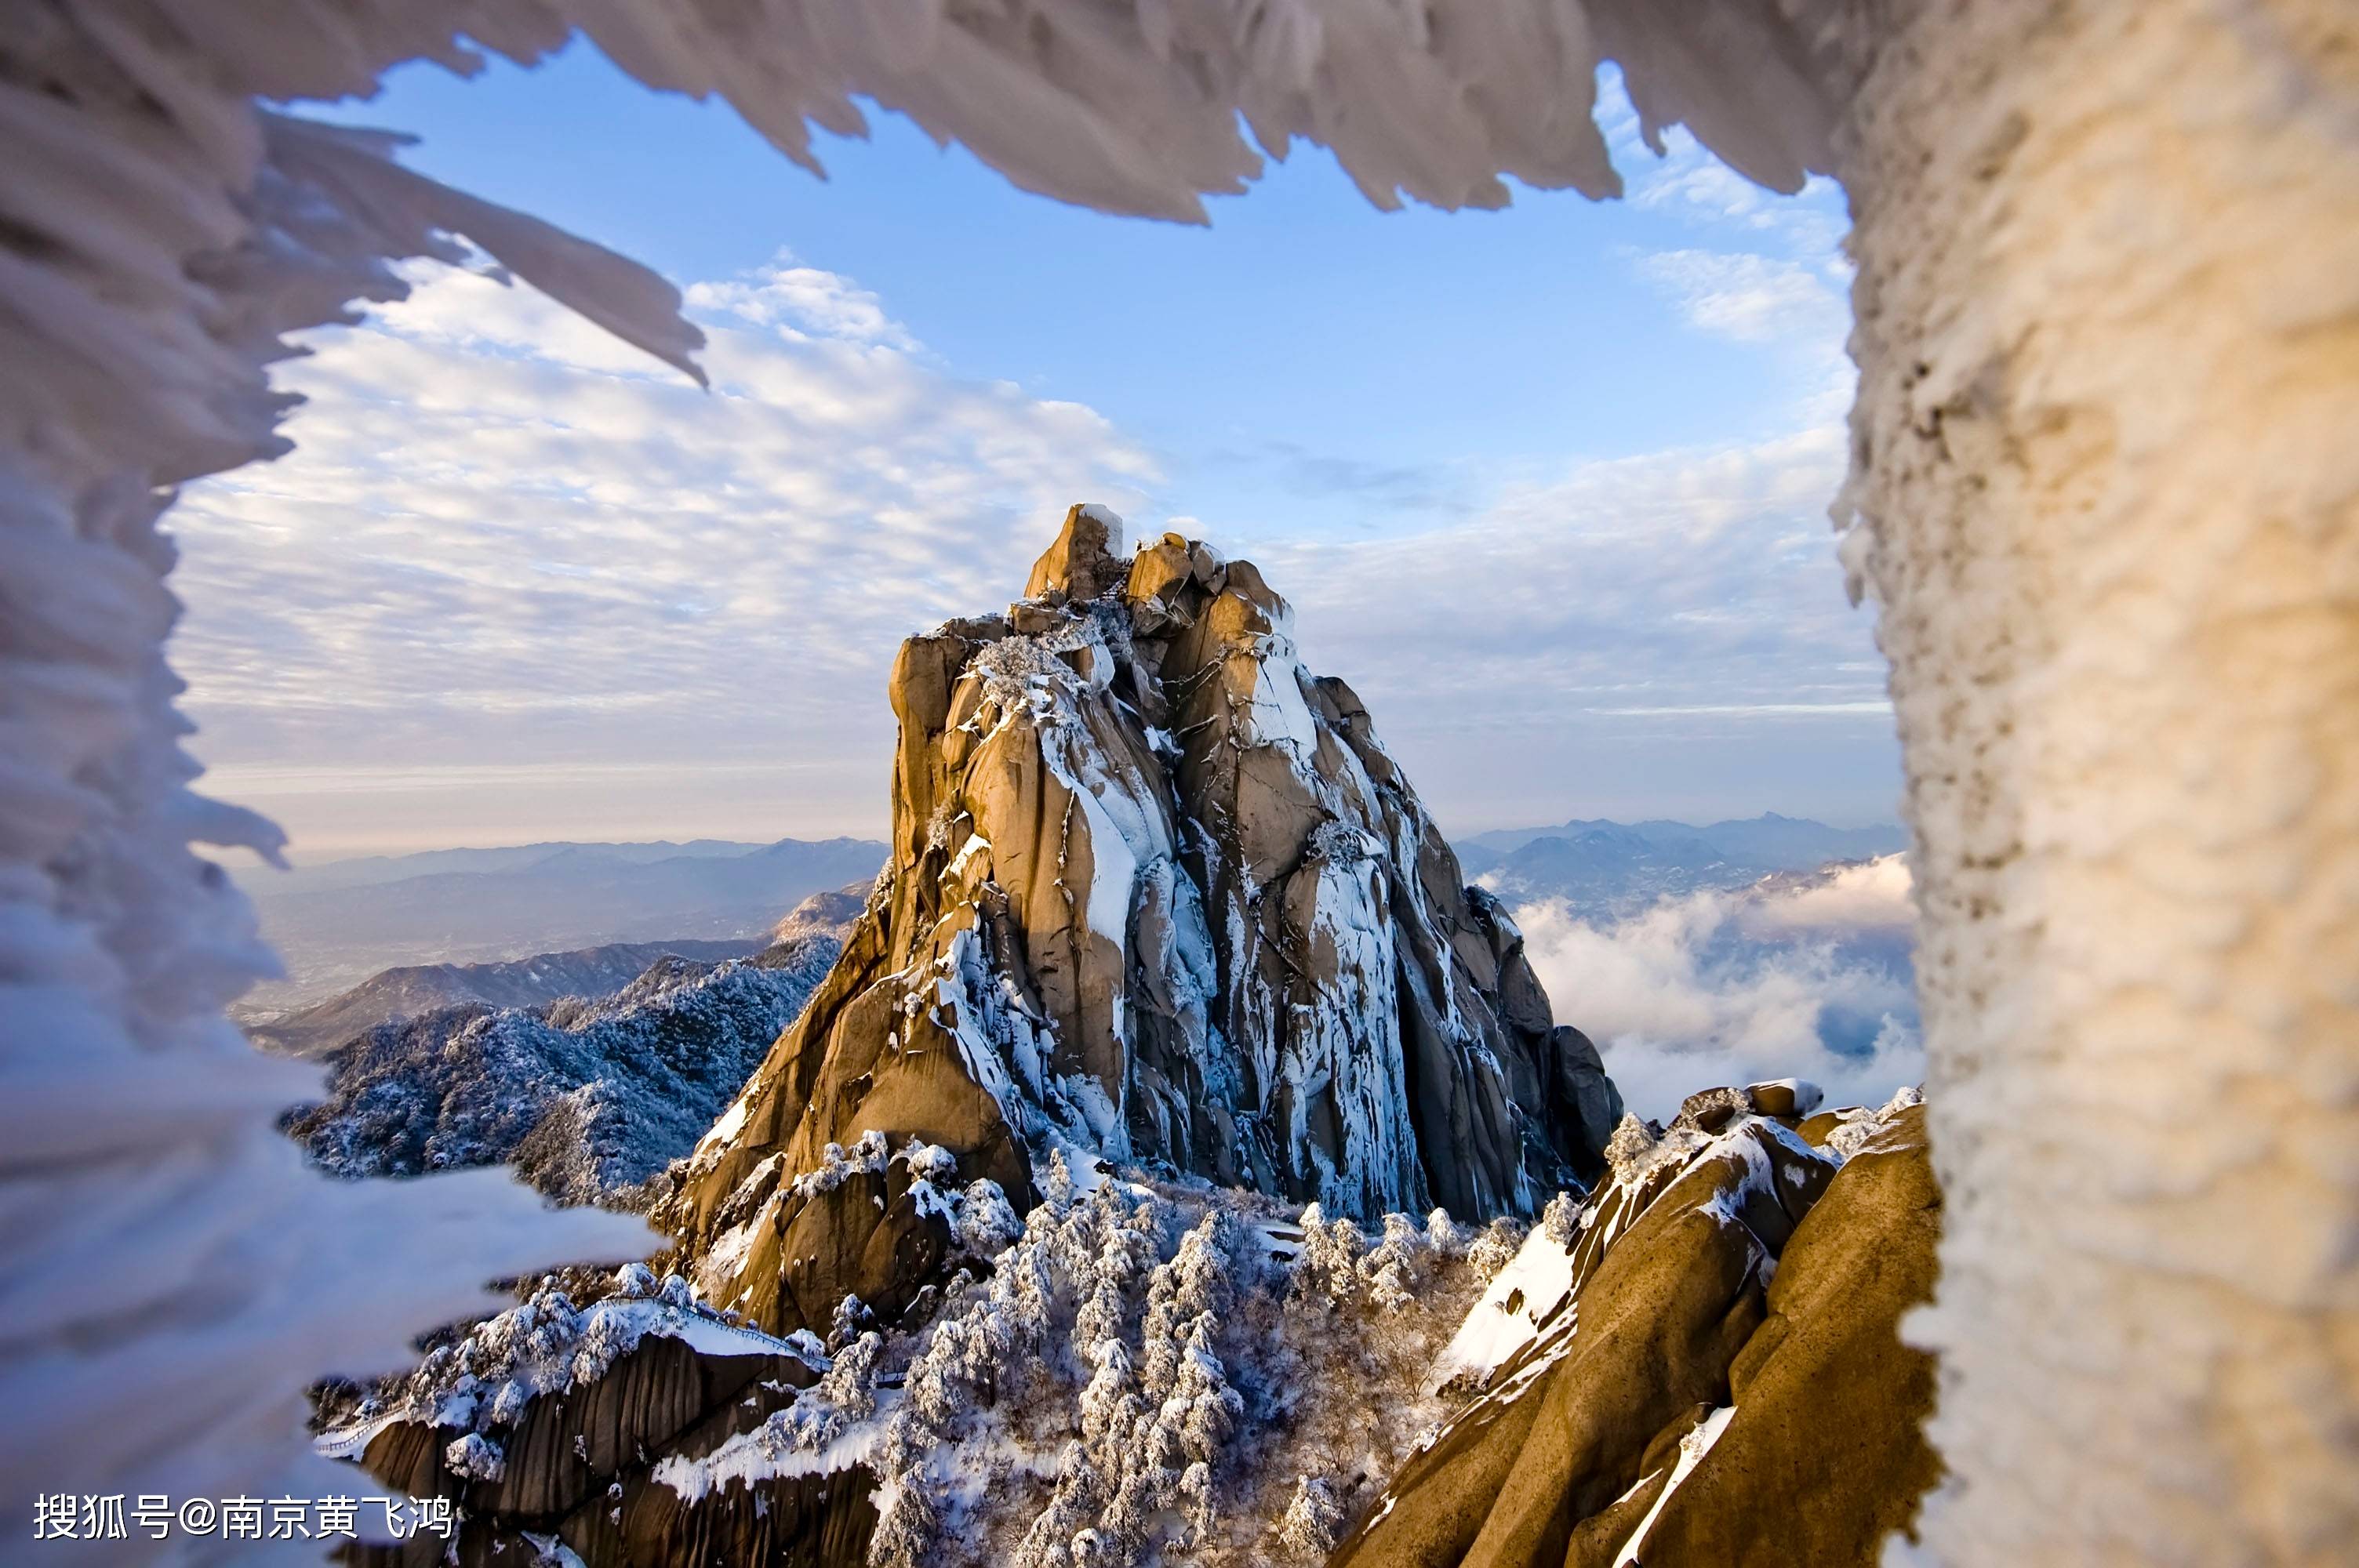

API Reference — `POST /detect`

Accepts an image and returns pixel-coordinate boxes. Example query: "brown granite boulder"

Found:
[1336,1099,1941,1568]
[1023,502,1129,601]
[1335,1116,1836,1568]
[1608,1104,1943,1566]
[336,1295,841,1568]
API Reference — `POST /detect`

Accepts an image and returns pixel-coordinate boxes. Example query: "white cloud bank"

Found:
[1516,857,1924,1122]
[171,251,1158,854]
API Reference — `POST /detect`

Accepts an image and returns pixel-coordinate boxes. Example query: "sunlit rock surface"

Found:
[1337,1088,1939,1568]
[656,509,1619,1337]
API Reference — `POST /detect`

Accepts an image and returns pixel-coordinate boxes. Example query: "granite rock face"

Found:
[1336,1090,1940,1568]
[655,507,1618,1337]
[327,1270,872,1568]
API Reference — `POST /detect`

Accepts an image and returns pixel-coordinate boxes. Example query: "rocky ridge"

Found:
[772,880,874,945]
[1335,1082,1940,1567]
[245,938,768,1059]
[653,506,1619,1339]
[288,935,840,1204]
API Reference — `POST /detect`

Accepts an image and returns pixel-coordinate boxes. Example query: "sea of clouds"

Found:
[1514,856,1923,1122]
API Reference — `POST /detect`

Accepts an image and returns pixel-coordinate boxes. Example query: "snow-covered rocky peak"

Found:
[657,507,1620,1339]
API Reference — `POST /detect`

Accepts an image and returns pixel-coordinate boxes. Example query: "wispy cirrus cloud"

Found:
[1216,420,1894,829]
[1632,249,1845,346]
[1594,71,1856,424]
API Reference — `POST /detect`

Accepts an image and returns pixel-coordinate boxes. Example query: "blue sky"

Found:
[172,38,1899,858]
[307,45,1826,470]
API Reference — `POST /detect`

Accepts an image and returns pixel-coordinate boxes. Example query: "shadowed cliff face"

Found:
[655,507,1619,1338]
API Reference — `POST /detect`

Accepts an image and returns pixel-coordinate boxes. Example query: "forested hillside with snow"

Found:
[289,936,839,1204]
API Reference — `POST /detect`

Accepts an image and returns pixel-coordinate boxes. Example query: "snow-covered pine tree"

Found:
[1277,1475,1346,1562]
[1539,1189,1582,1249]
[1467,1216,1526,1282]
[1358,1212,1431,1312]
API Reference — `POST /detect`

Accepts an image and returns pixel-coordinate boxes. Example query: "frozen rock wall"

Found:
[659,511,1619,1336]
[0,13,693,1541]
[1831,3,2359,1563]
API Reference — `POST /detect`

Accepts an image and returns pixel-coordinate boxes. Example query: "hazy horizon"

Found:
[234,803,1908,869]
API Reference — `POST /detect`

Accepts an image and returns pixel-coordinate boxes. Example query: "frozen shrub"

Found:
[1307,818,1372,866]
[1289,1203,1369,1307]
[869,1471,943,1568]
[1142,1215,1231,1403]
[1041,1149,1079,1213]
[816,1331,881,1427]
[1467,1216,1525,1282]
[954,1177,1023,1257]
[1605,1112,1659,1174]
[1358,1212,1430,1312]
[901,1138,960,1183]
[798,1131,891,1200]
[1423,1207,1467,1258]
[1278,1475,1346,1562]
[1078,1338,1138,1456]
[444,1432,505,1482]
[972,630,1092,718]
[1179,1460,1216,1544]
[830,1294,875,1351]
[487,1378,532,1426]
[1539,1189,1582,1249]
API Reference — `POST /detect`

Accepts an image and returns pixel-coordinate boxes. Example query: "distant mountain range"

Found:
[1454,813,1907,912]
[232,837,885,1011]
[245,938,764,1058]
[228,819,1896,1014]
[245,883,873,1058]
[245,837,768,897]
[285,935,844,1206]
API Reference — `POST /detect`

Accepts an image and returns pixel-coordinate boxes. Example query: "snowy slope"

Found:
[244,938,769,1058]
[288,938,839,1203]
